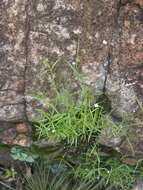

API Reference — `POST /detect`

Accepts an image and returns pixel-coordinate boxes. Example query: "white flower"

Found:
[52,129,56,133]
[94,103,99,108]
[72,61,76,65]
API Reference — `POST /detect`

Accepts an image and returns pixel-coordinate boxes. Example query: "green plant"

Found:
[10,147,38,163]
[3,167,17,180]
[73,145,143,190]
[25,162,97,190]
[32,58,137,190]
[0,182,15,190]
[0,167,17,190]
[35,87,104,146]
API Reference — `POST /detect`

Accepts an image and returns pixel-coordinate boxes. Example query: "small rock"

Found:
[122,157,138,166]
[16,123,31,134]
[98,127,123,148]
[0,128,17,144]
[12,134,31,147]
[34,138,60,148]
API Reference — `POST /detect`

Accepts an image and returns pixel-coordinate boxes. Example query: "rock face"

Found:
[0,1,143,147]
[0,122,31,146]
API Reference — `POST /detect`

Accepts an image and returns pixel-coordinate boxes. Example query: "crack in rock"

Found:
[23,2,31,123]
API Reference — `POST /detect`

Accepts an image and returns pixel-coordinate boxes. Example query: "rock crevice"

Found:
[23,2,31,123]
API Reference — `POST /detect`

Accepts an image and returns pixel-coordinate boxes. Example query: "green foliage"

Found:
[0,182,15,190]
[34,58,114,146]
[73,146,143,190]
[30,59,139,190]
[24,157,143,190]
[10,147,38,163]
[25,162,97,190]
[35,88,104,146]
[33,89,135,190]
[3,167,17,180]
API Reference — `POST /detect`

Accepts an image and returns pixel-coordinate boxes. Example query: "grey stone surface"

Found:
[1,0,142,122]
[0,0,28,121]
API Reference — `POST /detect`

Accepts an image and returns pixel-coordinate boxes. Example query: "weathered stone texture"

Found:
[0,0,28,121]
[1,0,142,121]
[106,2,143,116]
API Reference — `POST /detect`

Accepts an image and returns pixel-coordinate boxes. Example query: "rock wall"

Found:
[0,0,143,146]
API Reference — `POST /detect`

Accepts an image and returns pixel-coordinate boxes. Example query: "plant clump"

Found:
[30,61,141,190]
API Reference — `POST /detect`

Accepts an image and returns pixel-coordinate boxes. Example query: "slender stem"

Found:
[0,181,15,190]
